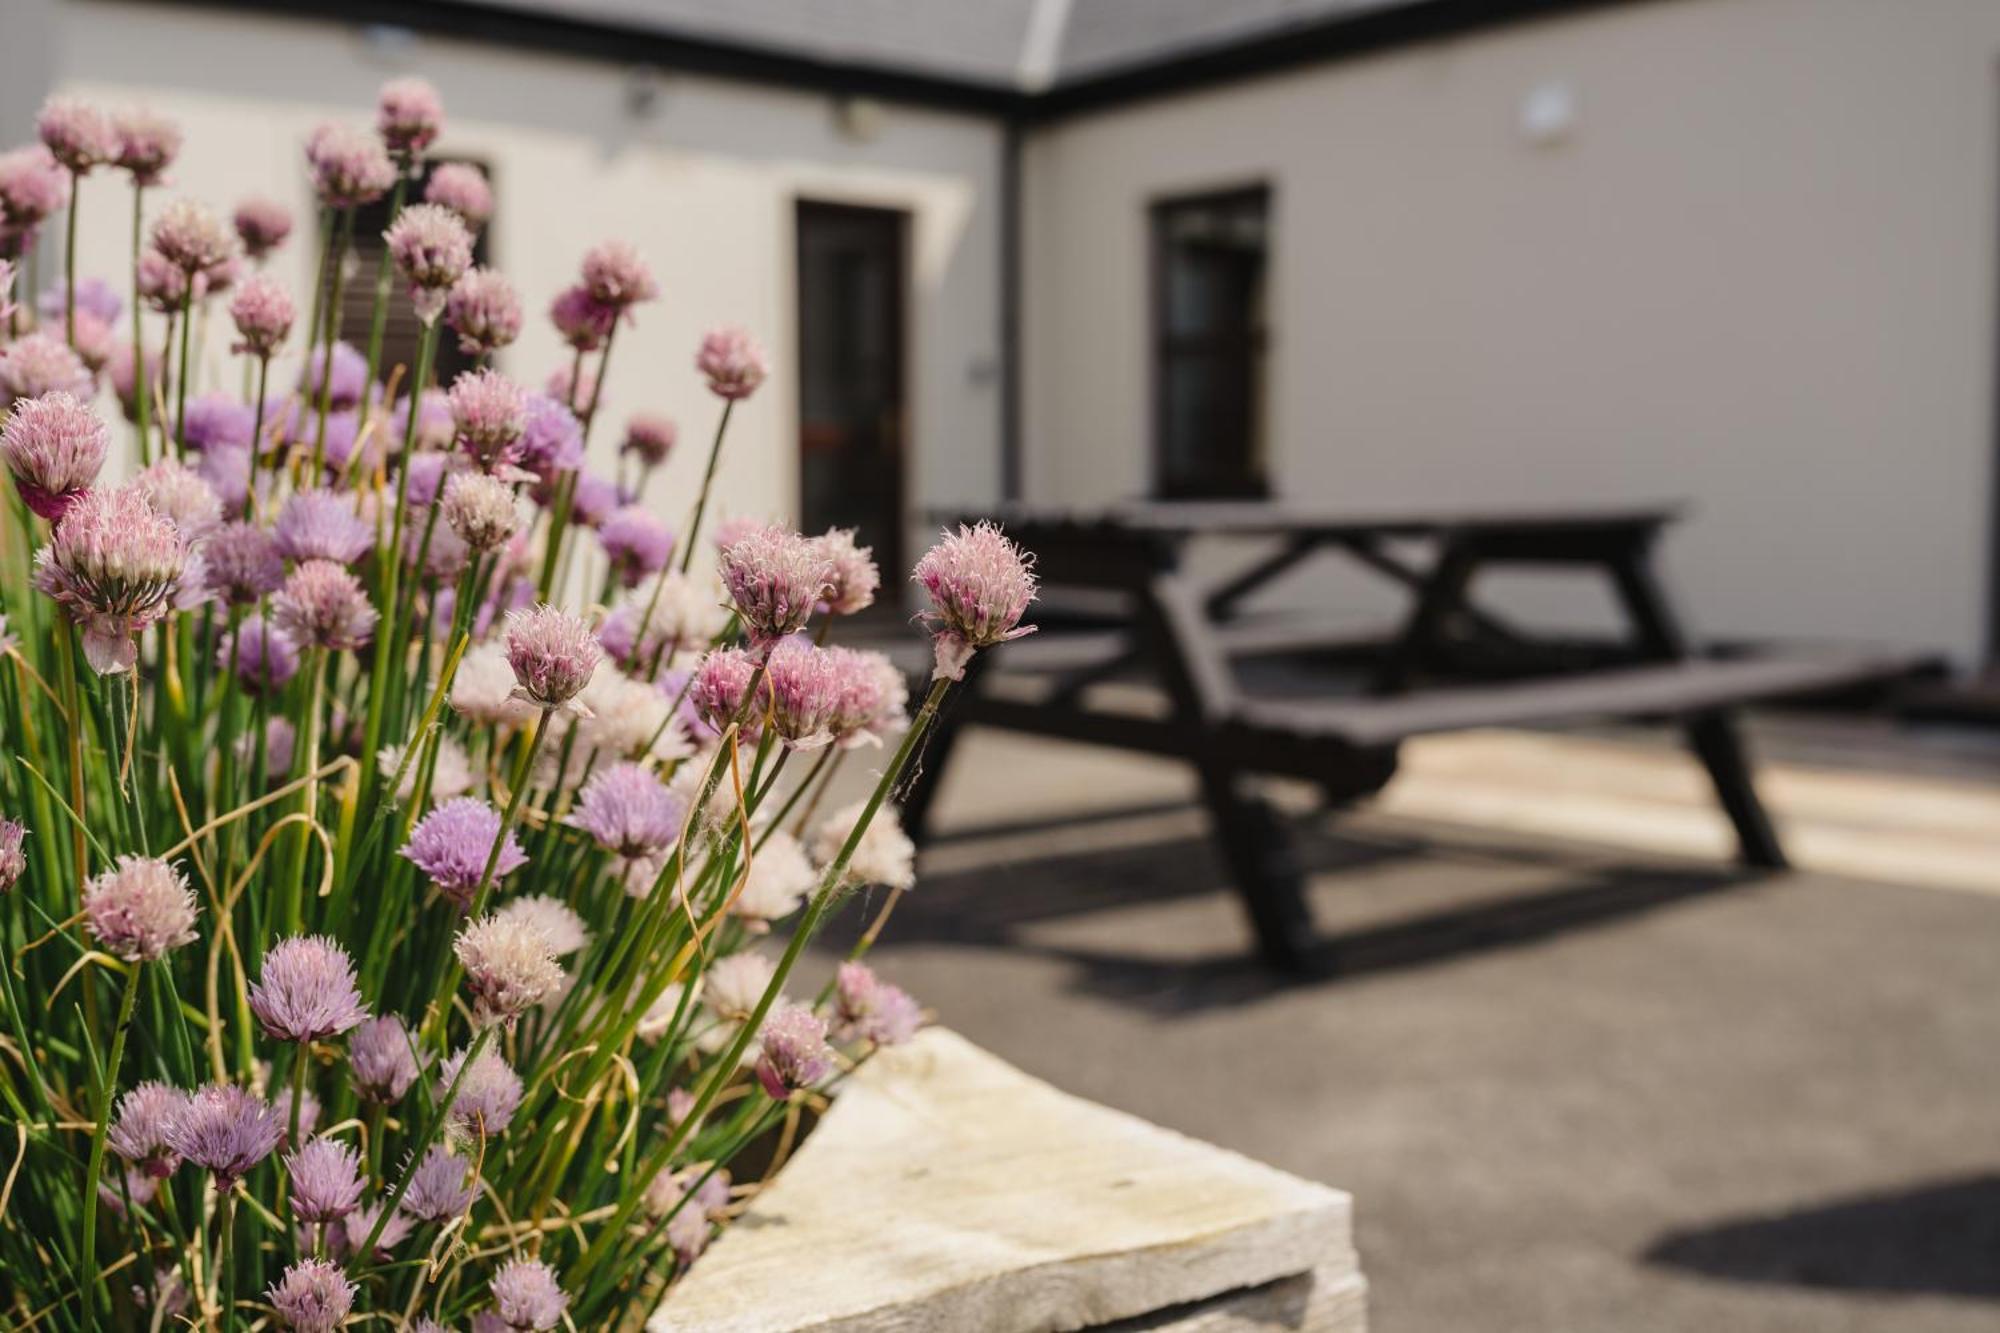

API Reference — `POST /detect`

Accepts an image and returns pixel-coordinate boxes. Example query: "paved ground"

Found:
[813,725,2000,1332]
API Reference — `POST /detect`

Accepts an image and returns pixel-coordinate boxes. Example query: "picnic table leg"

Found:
[1197,768,1318,971]
[1371,540,1479,693]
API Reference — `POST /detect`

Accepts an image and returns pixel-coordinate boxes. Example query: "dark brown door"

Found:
[796,201,907,580]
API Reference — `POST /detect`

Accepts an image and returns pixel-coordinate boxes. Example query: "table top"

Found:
[942,499,1684,542]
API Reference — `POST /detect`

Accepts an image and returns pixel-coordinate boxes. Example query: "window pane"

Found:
[1154,188,1269,499]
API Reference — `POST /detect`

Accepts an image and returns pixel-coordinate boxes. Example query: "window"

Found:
[1151,186,1271,499]
[333,160,491,390]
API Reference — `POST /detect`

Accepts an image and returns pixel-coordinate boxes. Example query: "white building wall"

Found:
[1022,0,2000,663]
[37,0,1007,588]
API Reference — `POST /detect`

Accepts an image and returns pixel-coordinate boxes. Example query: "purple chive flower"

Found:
[285,1137,365,1223]
[0,331,92,404]
[547,359,599,416]
[132,456,222,536]
[445,267,522,356]
[274,559,378,652]
[306,123,395,210]
[297,340,369,412]
[597,505,674,588]
[696,325,769,400]
[274,488,373,564]
[448,367,529,473]
[36,96,116,173]
[37,276,122,325]
[249,935,368,1042]
[229,273,293,357]
[166,1083,282,1185]
[719,524,834,647]
[332,1202,412,1260]
[489,1257,569,1331]
[0,819,25,893]
[454,914,563,1028]
[755,1002,834,1100]
[150,197,234,278]
[567,762,683,864]
[689,646,763,739]
[386,202,473,323]
[0,145,71,234]
[398,447,453,508]
[504,604,601,712]
[566,471,622,527]
[216,618,300,694]
[913,521,1040,681]
[112,107,182,185]
[183,393,255,451]
[493,895,591,956]
[516,392,582,480]
[815,527,880,616]
[400,797,528,907]
[441,471,519,552]
[267,1257,354,1333]
[202,521,284,603]
[36,485,191,674]
[549,282,614,352]
[400,1144,480,1221]
[83,857,198,961]
[233,197,293,259]
[438,1044,523,1137]
[348,1015,419,1103]
[196,444,254,517]
[832,961,922,1047]
[764,637,841,749]
[1,389,107,519]
[109,1081,188,1178]
[273,1084,320,1147]
[621,413,676,467]
[425,161,493,228]
[377,76,444,161]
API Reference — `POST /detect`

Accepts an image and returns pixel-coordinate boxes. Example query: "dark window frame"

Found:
[1149,183,1273,501]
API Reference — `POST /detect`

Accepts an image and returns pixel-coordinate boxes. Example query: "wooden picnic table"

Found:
[898,501,1917,970]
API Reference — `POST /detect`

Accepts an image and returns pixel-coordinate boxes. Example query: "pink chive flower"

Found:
[454,914,563,1028]
[377,76,444,161]
[445,267,521,356]
[332,1203,412,1261]
[68,310,117,374]
[1,389,107,519]
[217,618,299,694]
[135,247,189,313]
[719,524,834,647]
[306,123,396,210]
[149,198,235,278]
[0,332,92,404]
[385,201,472,323]
[132,456,221,536]
[546,358,599,416]
[402,1145,480,1221]
[249,935,368,1042]
[274,559,377,652]
[441,471,520,552]
[347,1015,419,1103]
[168,1084,282,1185]
[112,107,181,186]
[695,326,769,400]
[83,856,198,961]
[814,526,880,616]
[826,646,907,748]
[229,273,293,356]
[202,521,284,604]
[755,1002,834,1100]
[267,1257,354,1333]
[489,1257,569,1331]
[912,521,1039,680]
[596,505,674,588]
[35,484,190,674]
[438,1044,523,1137]
[285,1138,365,1223]
[517,393,583,481]
[108,1081,188,1178]
[764,637,842,750]
[448,367,529,473]
[424,161,493,228]
[549,282,614,352]
[566,762,683,864]
[274,488,373,564]
[0,259,14,326]
[710,514,764,554]
[832,961,922,1047]
[0,146,70,234]
[503,604,601,712]
[36,96,116,173]
[400,797,528,906]
[621,412,676,467]
[233,197,293,259]
[689,646,764,739]
[38,276,121,325]
[0,819,25,893]
[580,239,658,311]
